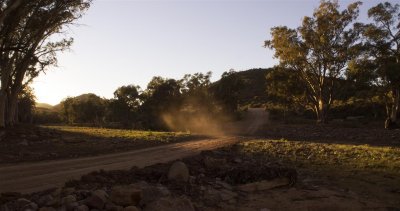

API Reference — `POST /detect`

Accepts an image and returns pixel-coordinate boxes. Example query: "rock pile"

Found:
[1,182,193,211]
[0,147,297,211]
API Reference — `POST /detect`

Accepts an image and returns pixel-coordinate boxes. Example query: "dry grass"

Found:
[41,125,192,142]
[238,139,400,175]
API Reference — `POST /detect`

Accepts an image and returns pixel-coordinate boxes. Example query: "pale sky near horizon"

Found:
[32,0,389,105]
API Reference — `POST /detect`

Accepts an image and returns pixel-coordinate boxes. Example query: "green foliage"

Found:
[139,77,183,129]
[351,2,400,122]
[265,67,307,114]
[113,85,141,108]
[17,86,36,123]
[61,94,107,125]
[105,85,141,127]
[210,69,244,114]
[180,72,216,114]
[33,107,62,124]
[0,0,92,127]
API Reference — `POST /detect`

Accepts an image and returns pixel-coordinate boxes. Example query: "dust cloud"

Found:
[161,109,227,136]
[162,107,270,136]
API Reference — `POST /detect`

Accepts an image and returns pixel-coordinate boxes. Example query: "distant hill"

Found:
[213,68,271,107]
[36,103,54,109]
[235,68,271,106]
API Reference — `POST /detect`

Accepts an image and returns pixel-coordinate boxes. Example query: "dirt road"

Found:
[0,137,238,193]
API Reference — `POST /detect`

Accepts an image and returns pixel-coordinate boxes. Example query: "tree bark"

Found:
[390,88,399,122]
[6,92,18,126]
[0,63,13,128]
[0,91,8,128]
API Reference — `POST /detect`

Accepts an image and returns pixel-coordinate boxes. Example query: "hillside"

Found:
[36,103,54,109]
[213,68,271,107]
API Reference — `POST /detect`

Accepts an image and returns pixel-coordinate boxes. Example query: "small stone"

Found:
[216,181,233,190]
[24,202,38,210]
[203,189,221,206]
[45,197,60,207]
[167,161,189,182]
[104,204,123,211]
[16,198,37,210]
[18,139,29,146]
[189,176,196,184]
[62,195,77,205]
[203,157,226,169]
[39,207,56,211]
[218,189,238,201]
[17,198,31,206]
[143,196,194,211]
[74,205,89,211]
[61,188,75,196]
[123,206,140,211]
[233,158,242,163]
[51,188,62,197]
[236,178,290,192]
[37,195,54,207]
[140,185,170,205]
[109,186,141,207]
[67,202,79,210]
[0,130,6,141]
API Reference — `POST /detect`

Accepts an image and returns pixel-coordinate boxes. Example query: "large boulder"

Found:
[167,161,189,182]
[109,185,142,207]
[84,189,109,209]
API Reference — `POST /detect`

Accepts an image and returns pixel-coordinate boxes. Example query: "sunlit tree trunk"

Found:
[315,100,327,124]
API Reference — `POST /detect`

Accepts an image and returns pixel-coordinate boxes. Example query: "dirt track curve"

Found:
[0,137,238,193]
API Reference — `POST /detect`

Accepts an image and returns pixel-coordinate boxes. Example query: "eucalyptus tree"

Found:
[353,2,400,125]
[265,0,362,123]
[0,0,91,127]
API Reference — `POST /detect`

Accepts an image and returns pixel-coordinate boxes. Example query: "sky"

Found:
[31,0,389,105]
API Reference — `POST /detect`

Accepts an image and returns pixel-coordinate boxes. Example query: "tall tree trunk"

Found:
[0,64,13,128]
[390,88,399,122]
[0,90,8,128]
[316,98,327,124]
[6,92,18,126]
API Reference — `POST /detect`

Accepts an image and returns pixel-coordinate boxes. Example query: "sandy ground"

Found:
[0,137,238,193]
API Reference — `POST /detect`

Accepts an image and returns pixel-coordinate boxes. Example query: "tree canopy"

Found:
[0,0,91,128]
[349,2,400,126]
[265,0,362,123]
